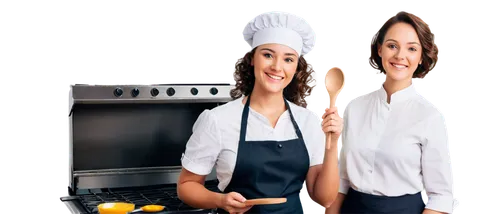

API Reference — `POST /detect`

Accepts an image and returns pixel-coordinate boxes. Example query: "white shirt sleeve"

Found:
[422,113,455,213]
[339,107,350,194]
[181,110,221,175]
[304,112,325,167]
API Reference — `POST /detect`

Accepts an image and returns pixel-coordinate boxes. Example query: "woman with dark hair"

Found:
[324,11,455,214]
[177,11,341,213]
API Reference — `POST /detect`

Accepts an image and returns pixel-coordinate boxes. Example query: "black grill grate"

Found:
[77,182,219,214]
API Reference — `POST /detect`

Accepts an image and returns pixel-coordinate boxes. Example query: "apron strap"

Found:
[239,95,251,142]
[284,100,304,140]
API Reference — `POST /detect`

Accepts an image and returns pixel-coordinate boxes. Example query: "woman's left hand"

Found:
[321,107,344,141]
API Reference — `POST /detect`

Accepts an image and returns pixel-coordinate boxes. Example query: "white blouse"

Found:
[339,84,455,213]
[181,97,325,192]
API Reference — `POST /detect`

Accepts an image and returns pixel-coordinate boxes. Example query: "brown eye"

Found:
[264,53,272,58]
[388,44,397,49]
[285,58,294,63]
[409,47,417,52]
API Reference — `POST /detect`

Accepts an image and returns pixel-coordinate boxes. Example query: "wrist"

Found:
[326,145,338,152]
[214,192,224,208]
[326,138,339,149]
[332,135,340,142]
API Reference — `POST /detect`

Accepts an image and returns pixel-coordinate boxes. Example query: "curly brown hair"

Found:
[230,48,315,108]
[369,11,439,78]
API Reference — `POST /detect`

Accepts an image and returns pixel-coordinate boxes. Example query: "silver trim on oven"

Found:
[70,84,234,104]
[64,80,74,194]
[73,166,217,190]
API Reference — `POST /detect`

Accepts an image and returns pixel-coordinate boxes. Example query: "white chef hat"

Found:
[242,11,315,56]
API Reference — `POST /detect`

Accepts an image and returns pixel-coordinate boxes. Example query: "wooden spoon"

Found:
[244,198,287,206]
[325,67,345,149]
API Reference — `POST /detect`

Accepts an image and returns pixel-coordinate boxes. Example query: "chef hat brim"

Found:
[243,11,315,56]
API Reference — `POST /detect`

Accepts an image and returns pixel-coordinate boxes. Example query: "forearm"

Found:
[178,181,223,209]
[423,209,447,214]
[325,193,345,214]
[313,140,340,207]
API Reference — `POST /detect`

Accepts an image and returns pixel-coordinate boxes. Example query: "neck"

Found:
[244,86,286,113]
[383,77,412,103]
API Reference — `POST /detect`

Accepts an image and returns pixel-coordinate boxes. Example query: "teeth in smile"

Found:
[392,63,407,68]
[266,73,283,80]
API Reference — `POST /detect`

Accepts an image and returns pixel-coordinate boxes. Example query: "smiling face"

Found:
[378,22,422,82]
[251,43,299,95]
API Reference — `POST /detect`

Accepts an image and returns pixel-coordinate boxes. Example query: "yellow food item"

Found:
[97,202,135,214]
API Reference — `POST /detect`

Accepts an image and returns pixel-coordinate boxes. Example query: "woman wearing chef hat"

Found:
[177,11,341,213]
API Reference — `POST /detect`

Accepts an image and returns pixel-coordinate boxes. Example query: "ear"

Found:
[378,45,382,57]
[251,57,254,66]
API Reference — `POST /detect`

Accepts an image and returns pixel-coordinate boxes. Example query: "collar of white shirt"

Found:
[376,83,419,104]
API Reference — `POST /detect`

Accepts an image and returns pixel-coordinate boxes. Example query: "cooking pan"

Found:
[98,202,165,214]
[97,202,135,214]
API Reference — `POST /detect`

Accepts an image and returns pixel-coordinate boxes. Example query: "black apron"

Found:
[219,96,310,214]
[340,187,425,214]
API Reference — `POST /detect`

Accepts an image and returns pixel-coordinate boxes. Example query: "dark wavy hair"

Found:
[369,11,439,78]
[230,48,315,108]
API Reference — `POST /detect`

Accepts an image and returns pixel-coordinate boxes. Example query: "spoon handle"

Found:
[326,133,332,149]
[326,97,337,150]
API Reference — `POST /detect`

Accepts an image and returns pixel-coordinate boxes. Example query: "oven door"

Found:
[69,101,222,190]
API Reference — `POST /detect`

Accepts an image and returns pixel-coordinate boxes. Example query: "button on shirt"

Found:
[339,84,455,213]
[181,97,325,192]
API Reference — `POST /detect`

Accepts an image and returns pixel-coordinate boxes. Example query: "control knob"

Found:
[191,88,198,95]
[113,88,123,97]
[131,88,140,97]
[166,87,176,96]
[150,88,159,97]
[209,87,218,95]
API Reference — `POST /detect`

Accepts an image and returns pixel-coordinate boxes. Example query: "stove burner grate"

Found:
[77,183,219,213]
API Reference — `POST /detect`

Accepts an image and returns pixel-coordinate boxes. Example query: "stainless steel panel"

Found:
[71,84,235,103]
[60,199,87,214]
[74,167,217,190]
[64,80,74,193]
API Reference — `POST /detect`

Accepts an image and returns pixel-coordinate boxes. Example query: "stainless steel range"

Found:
[60,84,234,214]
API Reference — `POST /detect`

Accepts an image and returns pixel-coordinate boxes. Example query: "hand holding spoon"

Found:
[323,65,347,149]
